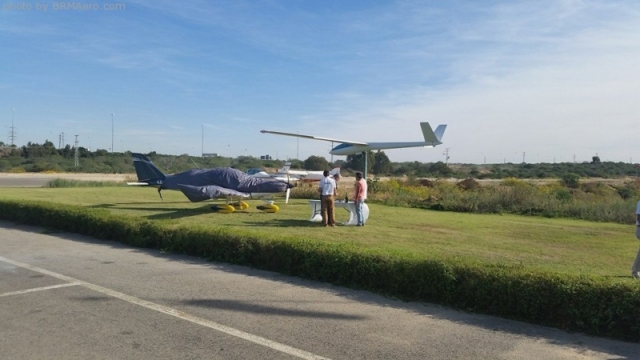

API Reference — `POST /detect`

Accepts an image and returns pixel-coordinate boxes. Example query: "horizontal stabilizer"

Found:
[126,182,151,186]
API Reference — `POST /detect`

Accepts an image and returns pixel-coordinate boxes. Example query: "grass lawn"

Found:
[0,186,637,279]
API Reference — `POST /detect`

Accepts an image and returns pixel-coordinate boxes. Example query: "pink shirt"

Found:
[354,178,367,201]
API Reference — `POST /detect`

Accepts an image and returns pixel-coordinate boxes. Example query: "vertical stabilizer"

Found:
[420,122,446,145]
[278,162,292,174]
[434,124,447,142]
[131,153,166,182]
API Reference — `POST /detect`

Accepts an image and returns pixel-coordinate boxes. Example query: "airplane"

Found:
[260,122,446,177]
[248,162,341,182]
[127,153,295,213]
[261,122,446,155]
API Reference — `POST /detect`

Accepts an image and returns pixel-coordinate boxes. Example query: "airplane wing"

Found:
[177,184,249,202]
[260,130,368,146]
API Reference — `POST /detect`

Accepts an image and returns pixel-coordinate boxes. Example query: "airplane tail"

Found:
[131,153,166,183]
[420,122,447,145]
[329,167,341,177]
[278,162,291,173]
[434,124,447,142]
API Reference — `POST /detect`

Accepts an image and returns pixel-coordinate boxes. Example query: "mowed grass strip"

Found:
[0,187,635,279]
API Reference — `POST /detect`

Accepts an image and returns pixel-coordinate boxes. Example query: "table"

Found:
[308,199,369,225]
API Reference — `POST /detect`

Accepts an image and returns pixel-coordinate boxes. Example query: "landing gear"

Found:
[210,204,236,213]
[232,201,250,210]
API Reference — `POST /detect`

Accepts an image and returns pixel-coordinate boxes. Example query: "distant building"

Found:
[260,155,272,160]
[202,153,218,157]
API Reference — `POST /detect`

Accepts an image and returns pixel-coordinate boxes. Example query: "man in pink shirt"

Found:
[353,171,368,226]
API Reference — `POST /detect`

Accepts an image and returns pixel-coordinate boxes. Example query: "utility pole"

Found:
[522,152,526,164]
[9,108,16,146]
[74,135,79,167]
[443,148,450,165]
[330,141,334,163]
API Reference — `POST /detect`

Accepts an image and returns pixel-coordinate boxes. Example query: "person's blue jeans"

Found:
[355,200,365,225]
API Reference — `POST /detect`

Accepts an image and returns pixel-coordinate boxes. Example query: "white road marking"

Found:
[0,283,80,298]
[0,256,330,360]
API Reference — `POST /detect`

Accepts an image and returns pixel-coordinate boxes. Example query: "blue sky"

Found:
[1,0,639,164]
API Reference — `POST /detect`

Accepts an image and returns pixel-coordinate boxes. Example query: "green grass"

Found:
[0,187,636,279]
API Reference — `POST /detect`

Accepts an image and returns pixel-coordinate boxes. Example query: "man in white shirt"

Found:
[318,170,337,227]
[633,201,640,279]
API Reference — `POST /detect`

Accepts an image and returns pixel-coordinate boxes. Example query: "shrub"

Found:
[561,173,581,188]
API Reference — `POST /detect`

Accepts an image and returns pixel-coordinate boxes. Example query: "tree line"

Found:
[0,141,638,179]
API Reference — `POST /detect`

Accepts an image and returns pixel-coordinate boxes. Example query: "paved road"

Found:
[1,223,638,359]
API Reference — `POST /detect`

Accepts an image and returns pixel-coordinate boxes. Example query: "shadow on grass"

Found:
[87,203,213,220]
[242,219,320,228]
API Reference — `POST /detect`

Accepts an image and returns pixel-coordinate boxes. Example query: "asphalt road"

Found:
[1,222,639,359]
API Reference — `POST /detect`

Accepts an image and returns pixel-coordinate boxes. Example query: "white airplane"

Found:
[261,122,446,156]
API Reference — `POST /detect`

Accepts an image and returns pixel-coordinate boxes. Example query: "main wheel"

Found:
[211,204,235,213]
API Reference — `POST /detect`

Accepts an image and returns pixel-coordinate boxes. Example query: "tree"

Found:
[304,156,329,171]
[345,151,375,174]
[372,151,392,175]
[427,161,453,177]
[592,156,601,164]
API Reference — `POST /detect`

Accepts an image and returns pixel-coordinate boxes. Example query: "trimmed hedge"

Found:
[1,200,639,341]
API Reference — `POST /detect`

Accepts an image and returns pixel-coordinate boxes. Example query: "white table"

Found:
[308,199,369,225]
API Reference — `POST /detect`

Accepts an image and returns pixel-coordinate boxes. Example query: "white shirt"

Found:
[319,176,336,196]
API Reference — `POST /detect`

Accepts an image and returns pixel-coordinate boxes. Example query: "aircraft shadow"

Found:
[180,299,365,320]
